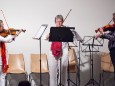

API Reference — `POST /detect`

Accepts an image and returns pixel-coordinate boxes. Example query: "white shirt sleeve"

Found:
[0,35,13,43]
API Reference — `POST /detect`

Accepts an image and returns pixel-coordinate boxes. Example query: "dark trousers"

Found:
[110,49,115,80]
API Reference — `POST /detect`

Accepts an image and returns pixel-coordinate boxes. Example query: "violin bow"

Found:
[108,18,113,25]
[1,10,9,29]
[63,9,72,22]
[108,14,115,24]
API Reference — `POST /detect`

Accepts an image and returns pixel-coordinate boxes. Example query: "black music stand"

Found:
[49,27,74,86]
[33,24,48,86]
[82,36,104,86]
[67,30,83,86]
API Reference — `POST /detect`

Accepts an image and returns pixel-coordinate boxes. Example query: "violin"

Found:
[0,10,26,37]
[95,13,115,33]
[0,28,26,37]
[95,24,115,33]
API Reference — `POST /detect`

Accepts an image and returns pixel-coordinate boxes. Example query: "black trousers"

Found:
[110,49,115,79]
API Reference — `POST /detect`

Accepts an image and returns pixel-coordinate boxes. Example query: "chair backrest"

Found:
[7,54,25,73]
[31,54,49,73]
[100,52,114,72]
[68,48,77,73]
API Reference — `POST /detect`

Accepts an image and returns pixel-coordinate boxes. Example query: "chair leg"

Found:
[99,73,101,86]
[77,66,80,86]
[102,71,104,86]
[99,71,105,86]
[76,72,78,86]
[48,73,50,86]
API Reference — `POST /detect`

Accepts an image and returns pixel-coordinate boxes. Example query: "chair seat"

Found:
[69,61,76,66]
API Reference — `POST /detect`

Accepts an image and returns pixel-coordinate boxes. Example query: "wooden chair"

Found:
[100,52,114,86]
[29,54,49,86]
[6,54,28,86]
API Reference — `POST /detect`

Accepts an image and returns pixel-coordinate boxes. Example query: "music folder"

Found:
[49,27,74,42]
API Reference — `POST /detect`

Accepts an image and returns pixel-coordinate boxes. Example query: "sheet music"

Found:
[82,36,104,46]
[34,24,48,39]
[82,36,104,52]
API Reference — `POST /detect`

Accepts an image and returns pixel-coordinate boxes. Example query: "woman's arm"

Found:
[100,32,115,41]
[0,35,14,43]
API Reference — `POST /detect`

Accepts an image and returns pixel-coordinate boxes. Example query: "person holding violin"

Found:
[43,14,82,86]
[96,13,115,80]
[0,20,20,86]
[46,15,69,86]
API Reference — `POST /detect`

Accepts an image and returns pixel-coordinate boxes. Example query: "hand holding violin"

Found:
[95,27,104,39]
[95,24,115,39]
[12,29,24,40]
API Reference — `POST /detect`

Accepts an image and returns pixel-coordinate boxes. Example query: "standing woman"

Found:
[44,15,69,86]
[0,20,16,86]
[44,14,82,86]
[50,15,69,86]
[96,13,115,79]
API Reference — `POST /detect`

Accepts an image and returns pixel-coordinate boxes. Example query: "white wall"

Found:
[0,0,115,74]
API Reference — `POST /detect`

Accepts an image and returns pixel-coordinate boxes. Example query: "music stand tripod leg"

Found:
[85,44,100,86]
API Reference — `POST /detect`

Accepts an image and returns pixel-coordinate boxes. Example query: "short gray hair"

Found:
[55,15,64,22]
